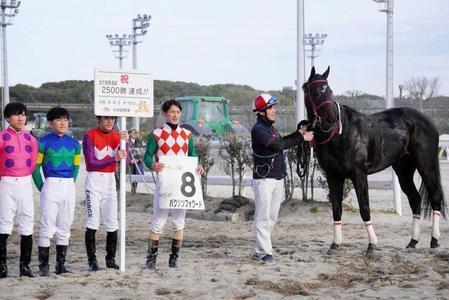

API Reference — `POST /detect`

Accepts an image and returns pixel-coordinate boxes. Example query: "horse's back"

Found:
[369,107,439,140]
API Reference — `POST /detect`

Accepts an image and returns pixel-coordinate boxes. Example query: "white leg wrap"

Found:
[432,211,441,240]
[365,221,377,245]
[334,222,342,245]
[412,214,421,241]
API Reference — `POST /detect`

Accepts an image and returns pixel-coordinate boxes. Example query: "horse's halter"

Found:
[305,79,342,145]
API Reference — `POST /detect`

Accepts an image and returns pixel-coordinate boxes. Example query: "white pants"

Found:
[252,178,284,256]
[38,177,76,247]
[0,176,34,235]
[150,179,186,234]
[84,172,118,232]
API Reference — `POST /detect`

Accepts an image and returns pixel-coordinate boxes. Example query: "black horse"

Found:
[303,66,446,254]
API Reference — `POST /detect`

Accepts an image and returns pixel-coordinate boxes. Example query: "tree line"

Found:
[10,77,449,133]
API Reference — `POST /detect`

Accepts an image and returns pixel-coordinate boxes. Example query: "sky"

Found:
[6,0,449,97]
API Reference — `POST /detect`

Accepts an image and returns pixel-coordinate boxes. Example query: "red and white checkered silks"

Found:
[153,124,192,158]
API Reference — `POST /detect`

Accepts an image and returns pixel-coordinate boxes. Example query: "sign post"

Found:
[94,69,153,271]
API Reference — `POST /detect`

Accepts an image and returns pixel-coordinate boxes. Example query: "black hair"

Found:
[4,102,27,118]
[96,116,117,121]
[161,99,182,113]
[46,107,70,121]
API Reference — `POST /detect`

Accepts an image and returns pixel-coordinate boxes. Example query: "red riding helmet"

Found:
[252,93,278,112]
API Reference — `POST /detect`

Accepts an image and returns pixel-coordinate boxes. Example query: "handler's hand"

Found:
[152,162,165,172]
[116,150,127,161]
[196,165,205,176]
[120,130,129,142]
[303,131,314,142]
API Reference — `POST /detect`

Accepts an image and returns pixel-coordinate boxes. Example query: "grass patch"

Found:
[310,206,320,214]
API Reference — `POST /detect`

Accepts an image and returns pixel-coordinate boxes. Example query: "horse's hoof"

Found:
[366,243,377,255]
[327,243,339,255]
[406,239,418,249]
[430,237,440,249]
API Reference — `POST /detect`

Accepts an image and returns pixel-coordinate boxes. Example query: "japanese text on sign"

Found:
[94,69,154,118]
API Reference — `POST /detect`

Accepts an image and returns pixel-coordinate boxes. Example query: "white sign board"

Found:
[158,156,204,210]
[94,69,153,117]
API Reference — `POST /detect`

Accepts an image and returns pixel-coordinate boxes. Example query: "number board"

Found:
[94,69,153,117]
[157,156,204,210]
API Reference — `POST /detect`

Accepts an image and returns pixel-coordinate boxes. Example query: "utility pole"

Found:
[1,0,20,129]
[304,33,327,68]
[106,34,132,69]
[131,14,151,131]
[373,0,400,215]
[296,0,305,123]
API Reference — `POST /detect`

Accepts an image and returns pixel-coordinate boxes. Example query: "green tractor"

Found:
[176,96,247,139]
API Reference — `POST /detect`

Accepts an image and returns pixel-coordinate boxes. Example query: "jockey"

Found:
[250,93,313,263]
[82,115,129,271]
[143,99,205,269]
[0,103,38,278]
[32,107,81,276]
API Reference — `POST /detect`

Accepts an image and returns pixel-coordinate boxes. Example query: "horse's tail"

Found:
[420,175,447,219]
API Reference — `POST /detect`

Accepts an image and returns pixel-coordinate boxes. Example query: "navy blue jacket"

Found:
[251,115,305,179]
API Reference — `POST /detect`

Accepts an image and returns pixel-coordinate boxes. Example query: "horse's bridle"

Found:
[305,79,342,145]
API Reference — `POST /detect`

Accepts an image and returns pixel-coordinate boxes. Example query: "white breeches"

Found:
[38,177,76,247]
[150,182,186,234]
[84,172,118,232]
[0,176,34,236]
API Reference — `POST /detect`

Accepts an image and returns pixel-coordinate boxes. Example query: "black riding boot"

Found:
[0,234,9,278]
[168,239,181,268]
[85,228,99,272]
[19,235,35,277]
[55,245,71,274]
[105,231,119,269]
[38,246,50,276]
[145,239,159,270]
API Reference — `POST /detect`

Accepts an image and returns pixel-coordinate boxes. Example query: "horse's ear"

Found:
[323,66,330,79]
[308,66,316,82]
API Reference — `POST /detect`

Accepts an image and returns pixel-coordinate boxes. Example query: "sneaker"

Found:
[261,255,273,263]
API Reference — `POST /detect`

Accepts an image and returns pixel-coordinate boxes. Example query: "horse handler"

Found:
[32,107,81,276]
[250,93,313,263]
[143,99,205,269]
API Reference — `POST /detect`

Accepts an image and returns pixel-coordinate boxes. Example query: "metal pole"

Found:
[106,33,132,272]
[119,116,126,272]
[119,44,123,69]
[385,0,401,216]
[0,0,20,129]
[118,43,126,273]
[373,0,400,215]
[296,0,305,123]
[132,24,139,131]
[130,14,151,131]
[1,11,6,129]
[310,43,315,68]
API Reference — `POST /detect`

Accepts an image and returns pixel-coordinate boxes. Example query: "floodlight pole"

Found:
[1,0,20,129]
[296,0,305,123]
[131,14,151,131]
[373,0,401,215]
[106,34,132,69]
[304,33,327,68]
